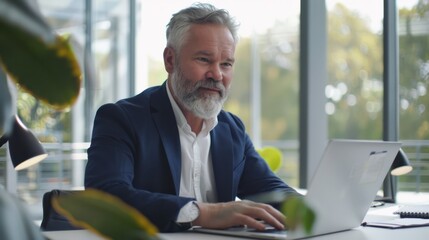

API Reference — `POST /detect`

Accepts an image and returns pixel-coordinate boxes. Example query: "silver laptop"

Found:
[193,139,401,239]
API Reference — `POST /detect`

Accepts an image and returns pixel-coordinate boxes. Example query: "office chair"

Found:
[40,189,83,231]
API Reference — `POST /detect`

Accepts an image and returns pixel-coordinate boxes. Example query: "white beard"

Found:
[170,66,229,119]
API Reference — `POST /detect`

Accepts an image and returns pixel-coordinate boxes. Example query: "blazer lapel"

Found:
[210,122,234,202]
[149,82,235,201]
[150,83,181,195]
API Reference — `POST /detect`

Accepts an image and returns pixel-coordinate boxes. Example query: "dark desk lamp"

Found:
[0,116,47,170]
[390,148,413,176]
[372,148,413,206]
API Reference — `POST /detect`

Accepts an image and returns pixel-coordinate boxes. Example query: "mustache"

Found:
[195,78,226,97]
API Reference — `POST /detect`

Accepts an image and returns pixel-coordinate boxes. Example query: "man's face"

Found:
[169,24,236,119]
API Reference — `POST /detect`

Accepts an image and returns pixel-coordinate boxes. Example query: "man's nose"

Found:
[206,65,223,81]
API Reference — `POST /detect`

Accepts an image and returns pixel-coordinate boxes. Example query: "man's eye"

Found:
[197,57,210,63]
[222,62,233,67]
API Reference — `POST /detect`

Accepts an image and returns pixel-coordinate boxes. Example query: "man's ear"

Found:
[163,47,175,73]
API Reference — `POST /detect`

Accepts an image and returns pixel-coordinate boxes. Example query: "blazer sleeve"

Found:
[220,112,300,202]
[240,133,299,195]
[84,103,193,232]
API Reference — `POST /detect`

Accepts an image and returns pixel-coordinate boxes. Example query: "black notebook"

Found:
[394,205,429,219]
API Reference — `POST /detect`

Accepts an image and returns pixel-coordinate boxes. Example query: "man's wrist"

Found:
[177,201,200,226]
[190,202,200,226]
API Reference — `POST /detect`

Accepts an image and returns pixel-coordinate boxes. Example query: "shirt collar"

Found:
[166,80,218,135]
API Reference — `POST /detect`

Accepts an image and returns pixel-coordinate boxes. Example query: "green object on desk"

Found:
[257,146,283,172]
[52,189,161,240]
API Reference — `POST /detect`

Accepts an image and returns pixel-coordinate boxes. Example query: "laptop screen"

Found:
[193,140,401,240]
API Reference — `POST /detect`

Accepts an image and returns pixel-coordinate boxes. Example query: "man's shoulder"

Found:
[96,84,165,116]
[118,85,163,105]
[218,110,245,130]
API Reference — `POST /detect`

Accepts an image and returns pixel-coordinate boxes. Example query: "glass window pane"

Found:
[15,0,87,211]
[4,0,131,221]
[93,0,131,108]
[327,0,384,140]
[254,2,300,187]
[138,1,300,187]
[397,0,429,196]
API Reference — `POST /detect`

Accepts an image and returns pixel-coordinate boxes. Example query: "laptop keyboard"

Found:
[226,223,287,234]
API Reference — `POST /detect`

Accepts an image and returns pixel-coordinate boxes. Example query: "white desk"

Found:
[43,205,429,240]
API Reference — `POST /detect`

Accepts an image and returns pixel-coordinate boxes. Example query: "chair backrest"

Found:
[40,189,83,231]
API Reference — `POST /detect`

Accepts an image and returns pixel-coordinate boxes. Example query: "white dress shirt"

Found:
[166,83,218,222]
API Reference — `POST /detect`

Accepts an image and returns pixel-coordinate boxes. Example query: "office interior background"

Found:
[1,0,428,221]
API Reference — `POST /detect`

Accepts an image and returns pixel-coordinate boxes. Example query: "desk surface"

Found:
[43,205,429,240]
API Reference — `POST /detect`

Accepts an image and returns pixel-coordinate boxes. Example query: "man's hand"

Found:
[192,200,285,231]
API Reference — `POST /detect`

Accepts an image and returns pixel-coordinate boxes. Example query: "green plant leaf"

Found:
[282,195,316,234]
[0,0,55,44]
[0,0,81,110]
[52,189,161,240]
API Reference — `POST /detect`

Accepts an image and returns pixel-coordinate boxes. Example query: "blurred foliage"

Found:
[327,3,383,140]
[398,0,429,140]
[0,0,81,141]
[282,195,315,234]
[327,1,429,140]
[0,19,81,109]
[0,0,81,239]
[55,189,315,238]
[247,191,315,234]
[17,91,72,142]
[53,189,161,240]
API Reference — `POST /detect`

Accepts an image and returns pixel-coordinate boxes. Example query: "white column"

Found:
[5,143,17,194]
[299,0,328,187]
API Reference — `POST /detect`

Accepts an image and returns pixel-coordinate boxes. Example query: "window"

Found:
[4,0,427,223]
[326,0,384,139]
[0,0,133,219]
[326,0,429,202]
[138,0,301,187]
[397,0,429,199]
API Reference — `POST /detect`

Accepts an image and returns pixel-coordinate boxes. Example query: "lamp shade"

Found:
[7,116,47,170]
[391,148,413,176]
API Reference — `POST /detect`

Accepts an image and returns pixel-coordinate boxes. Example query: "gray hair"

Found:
[166,3,239,51]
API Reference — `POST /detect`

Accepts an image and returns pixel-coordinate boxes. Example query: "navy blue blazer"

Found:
[85,82,297,232]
